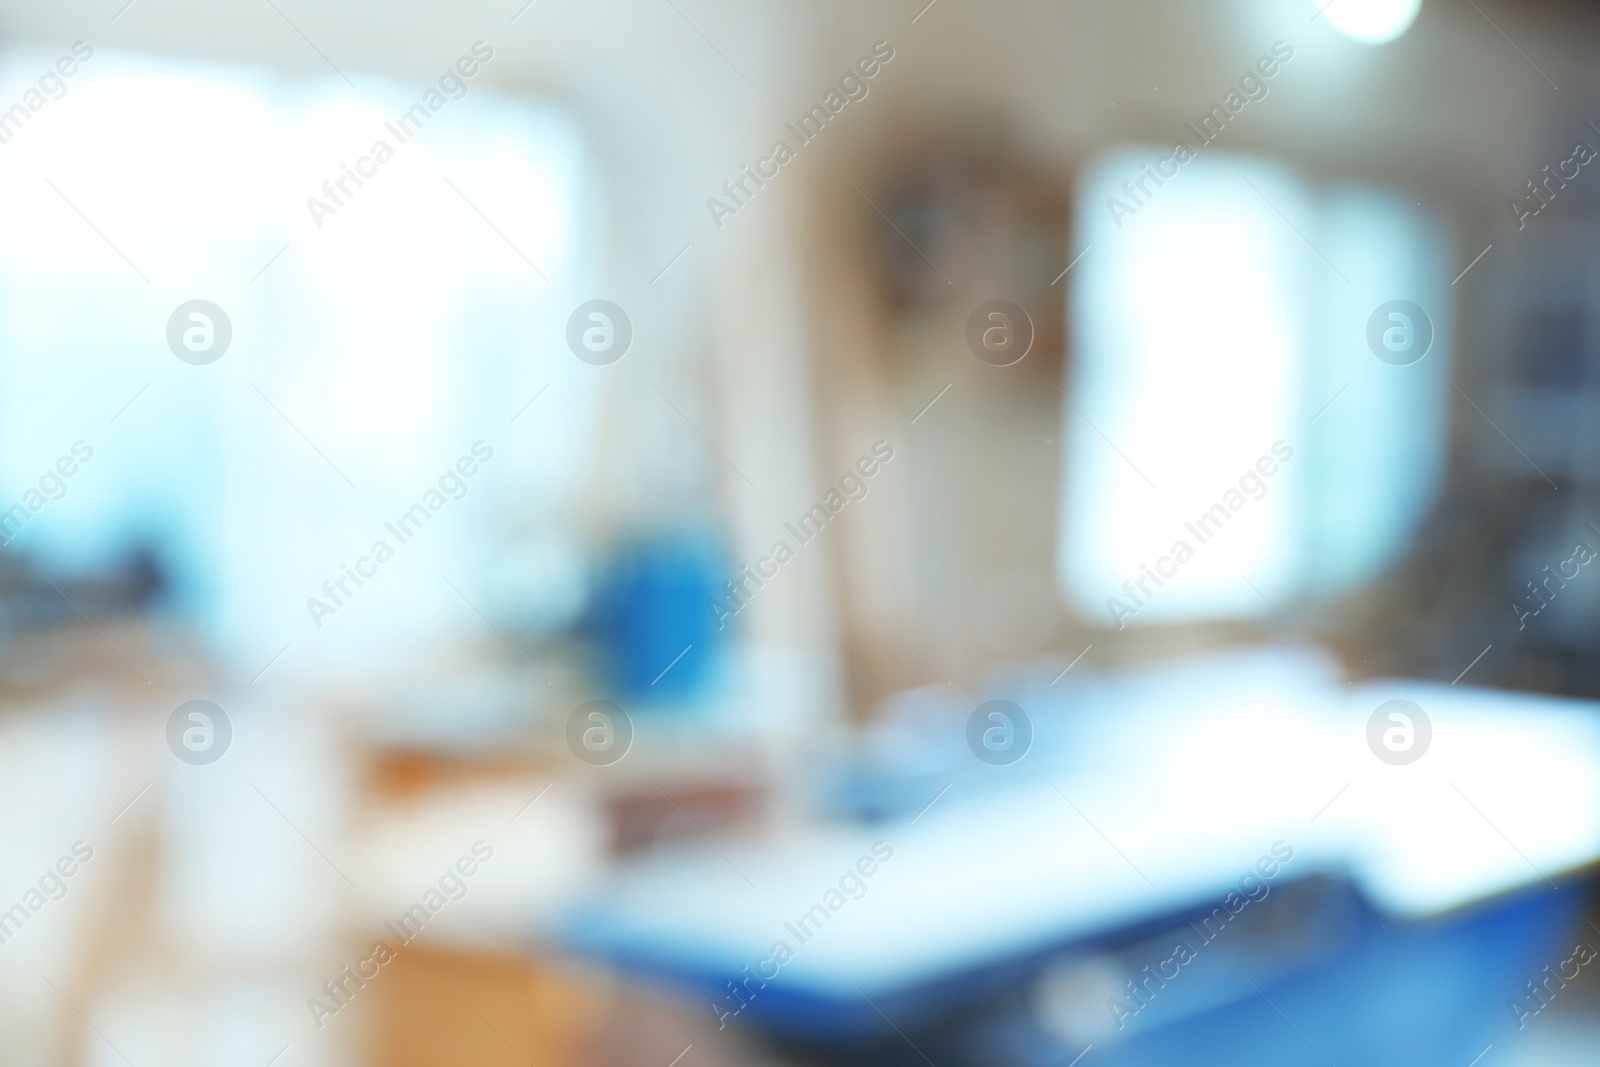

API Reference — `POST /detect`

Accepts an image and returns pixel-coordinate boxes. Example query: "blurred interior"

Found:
[6,0,1600,1064]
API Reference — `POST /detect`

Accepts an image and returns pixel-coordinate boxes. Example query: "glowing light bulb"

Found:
[1316,0,1421,44]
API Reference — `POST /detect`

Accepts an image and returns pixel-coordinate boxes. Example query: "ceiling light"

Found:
[1317,0,1421,44]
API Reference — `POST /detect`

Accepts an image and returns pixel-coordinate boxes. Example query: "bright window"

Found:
[0,46,597,674]
[1058,148,1452,627]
